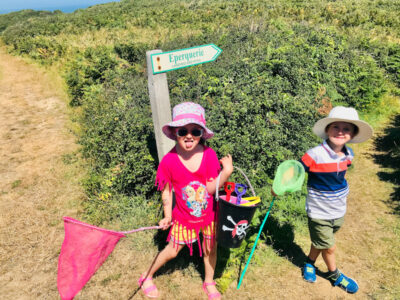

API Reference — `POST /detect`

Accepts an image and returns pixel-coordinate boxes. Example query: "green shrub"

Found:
[77,23,387,226]
[114,42,150,64]
[64,46,119,105]
[362,41,400,87]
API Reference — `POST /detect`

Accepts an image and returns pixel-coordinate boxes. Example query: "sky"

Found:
[0,0,120,14]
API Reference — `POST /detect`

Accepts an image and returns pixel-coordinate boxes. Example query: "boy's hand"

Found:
[159,217,172,230]
[220,154,233,175]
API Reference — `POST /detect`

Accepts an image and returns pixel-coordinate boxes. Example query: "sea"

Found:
[0,1,120,15]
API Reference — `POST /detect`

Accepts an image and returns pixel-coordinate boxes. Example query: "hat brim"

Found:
[162,118,214,140]
[313,117,373,143]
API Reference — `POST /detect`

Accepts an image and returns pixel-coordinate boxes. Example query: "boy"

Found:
[300,106,373,294]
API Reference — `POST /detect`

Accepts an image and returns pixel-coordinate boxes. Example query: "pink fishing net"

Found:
[57,217,126,300]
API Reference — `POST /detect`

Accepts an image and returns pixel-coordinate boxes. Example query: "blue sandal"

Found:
[333,272,359,294]
[303,263,316,283]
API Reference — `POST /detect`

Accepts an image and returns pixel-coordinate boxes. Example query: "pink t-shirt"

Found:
[155,146,220,253]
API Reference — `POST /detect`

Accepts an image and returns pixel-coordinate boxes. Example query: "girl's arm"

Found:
[206,154,233,195]
[159,183,173,230]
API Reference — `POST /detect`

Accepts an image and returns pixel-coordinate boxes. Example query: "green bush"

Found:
[64,46,120,105]
[74,23,387,226]
[7,36,66,63]
[0,9,58,33]
[362,41,400,87]
[114,42,150,64]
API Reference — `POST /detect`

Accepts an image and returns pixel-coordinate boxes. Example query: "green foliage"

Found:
[114,42,149,64]
[0,9,57,33]
[361,41,400,88]
[64,46,120,105]
[79,68,158,194]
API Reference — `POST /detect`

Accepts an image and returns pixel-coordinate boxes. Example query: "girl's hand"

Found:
[220,154,233,175]
[159,217,172,230]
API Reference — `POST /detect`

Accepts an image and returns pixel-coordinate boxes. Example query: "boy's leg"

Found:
[140,241,184,297]
[308,244,322,262]
[303,217,325,283]
[321,244,337,272]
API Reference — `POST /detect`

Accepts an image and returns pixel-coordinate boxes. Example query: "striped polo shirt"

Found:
[300,140,354,219]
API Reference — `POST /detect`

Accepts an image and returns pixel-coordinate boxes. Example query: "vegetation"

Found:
[1,0,399,292]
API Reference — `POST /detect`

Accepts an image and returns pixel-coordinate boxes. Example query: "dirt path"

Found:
[0,48,84,299]
[0,47,398,300]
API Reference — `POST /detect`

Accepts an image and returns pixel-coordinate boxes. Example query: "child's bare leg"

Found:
[308,244,321,262]
[321,245,337,271]
[140,242,184,297]
[202,239,220,299]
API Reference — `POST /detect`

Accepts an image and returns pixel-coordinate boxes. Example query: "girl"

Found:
[138,102,233,299]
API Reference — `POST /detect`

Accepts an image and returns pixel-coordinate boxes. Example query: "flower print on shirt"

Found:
[182,181,209,217]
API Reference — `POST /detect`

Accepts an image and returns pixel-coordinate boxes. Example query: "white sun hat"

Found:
[162,102,214,140]
[312,106,373,143]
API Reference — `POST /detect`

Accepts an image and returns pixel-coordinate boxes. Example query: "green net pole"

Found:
[237,196,275,289]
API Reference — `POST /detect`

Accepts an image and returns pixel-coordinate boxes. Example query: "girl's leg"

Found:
[321,244,336,271]
[140,241,184,297]
[202,239,220,299]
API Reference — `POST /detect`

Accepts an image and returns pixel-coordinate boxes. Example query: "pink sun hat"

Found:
[162,102,214,140]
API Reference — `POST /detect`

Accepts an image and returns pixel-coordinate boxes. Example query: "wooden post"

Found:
[146,50,175,162]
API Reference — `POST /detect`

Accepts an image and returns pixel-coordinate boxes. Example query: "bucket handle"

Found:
[216,166,255,201]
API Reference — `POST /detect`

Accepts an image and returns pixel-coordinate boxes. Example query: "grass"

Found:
[11,179,21,189]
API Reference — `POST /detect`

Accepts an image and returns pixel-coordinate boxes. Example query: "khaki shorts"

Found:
[170,222,215,245]
[308,216,344,249]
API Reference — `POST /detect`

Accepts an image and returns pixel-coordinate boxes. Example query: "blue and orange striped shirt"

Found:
[300,140,354,219]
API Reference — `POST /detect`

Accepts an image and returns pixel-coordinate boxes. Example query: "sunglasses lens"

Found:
[176,128,203,137]
[191,129,203,137]
[177,128,188,137]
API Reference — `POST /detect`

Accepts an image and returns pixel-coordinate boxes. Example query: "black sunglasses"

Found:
[176,128,204,137]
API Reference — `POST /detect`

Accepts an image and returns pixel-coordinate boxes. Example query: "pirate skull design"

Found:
[222,215,249,240]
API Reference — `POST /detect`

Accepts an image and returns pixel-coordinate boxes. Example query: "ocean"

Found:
[0,1,120,15]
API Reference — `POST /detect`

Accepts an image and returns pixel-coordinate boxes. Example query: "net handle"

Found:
[120,225,163,234]
[215,166,255,201]
[63,217,163,235]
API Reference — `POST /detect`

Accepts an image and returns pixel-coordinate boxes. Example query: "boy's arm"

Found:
[206,154,233,195]
[159,183,173,230]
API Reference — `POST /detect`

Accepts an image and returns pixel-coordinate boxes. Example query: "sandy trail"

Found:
[0,48,83,299]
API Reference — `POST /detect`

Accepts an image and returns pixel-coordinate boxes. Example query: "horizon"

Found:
[0,0,120,14]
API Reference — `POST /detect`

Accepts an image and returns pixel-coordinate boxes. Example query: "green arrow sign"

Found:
[150,44,222,74]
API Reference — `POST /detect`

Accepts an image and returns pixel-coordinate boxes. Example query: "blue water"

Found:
[0,1,120,15]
